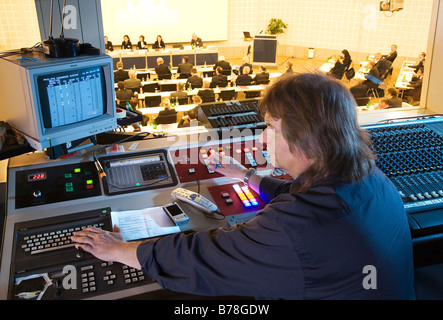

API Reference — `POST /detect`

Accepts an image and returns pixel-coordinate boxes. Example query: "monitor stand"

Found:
[46,136,97,160]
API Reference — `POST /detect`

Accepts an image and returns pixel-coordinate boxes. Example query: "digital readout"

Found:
[27,172,47,182]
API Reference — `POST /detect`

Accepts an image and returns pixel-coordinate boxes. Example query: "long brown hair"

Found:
[259,72,375,191]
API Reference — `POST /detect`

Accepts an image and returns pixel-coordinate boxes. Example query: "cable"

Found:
[204,209,225,221]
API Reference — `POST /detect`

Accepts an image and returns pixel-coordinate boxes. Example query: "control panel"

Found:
[364,118,443,236]
[99,149,178,195]
[171,140,275,183]
[15,162,101,209]
[198,99,266,136]
[9,208,153,300]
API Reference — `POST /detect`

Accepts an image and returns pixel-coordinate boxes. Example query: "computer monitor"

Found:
[0,52,117,152]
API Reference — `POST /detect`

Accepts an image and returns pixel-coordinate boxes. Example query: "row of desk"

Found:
[109,47,219,70]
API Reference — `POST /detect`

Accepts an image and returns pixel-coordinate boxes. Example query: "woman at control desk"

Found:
[72,73,415,300]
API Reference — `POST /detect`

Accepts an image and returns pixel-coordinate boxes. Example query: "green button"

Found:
[65,173,72,179]
[65,182,73,187]
[74,168,81,173]
[85,171,92,176]
[86,179,93,185]
[66,187,74,192]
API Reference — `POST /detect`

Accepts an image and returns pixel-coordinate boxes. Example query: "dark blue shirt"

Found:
[137,168,415,299]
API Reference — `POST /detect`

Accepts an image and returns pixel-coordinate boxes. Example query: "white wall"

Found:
[1,0,434,60]
[211,0,432,60]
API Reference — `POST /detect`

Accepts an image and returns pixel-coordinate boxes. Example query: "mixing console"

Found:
[198,99,266,136]
[364,118,443,236]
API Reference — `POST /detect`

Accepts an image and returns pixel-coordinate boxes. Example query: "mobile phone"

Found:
[163,203,189,225]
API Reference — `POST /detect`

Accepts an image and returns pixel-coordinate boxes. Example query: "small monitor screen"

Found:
[37,66,106,129]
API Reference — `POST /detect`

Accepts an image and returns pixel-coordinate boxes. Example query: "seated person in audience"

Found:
[137,35,147,49]
[177,56,193,77]
[214,56,231,74]
[409,52,426,73]
[128,97,149,126]
[285,60,293,74]
[376,88,403,109]
[349,61,380,99]
[191,33,203,48]
[411,67,424,83]
[328,50,352,80]
[158,98,178,117]
[155,57,171,79]
[236,56,253,75]
[124,70,142,92]
[211,66,228,88]
[186,68,203,89]
[128,97,139,110]
[170,82,188,102]
[192,95,202,106]
[104,36,113,52]
[178,108,199,128]
[384,44,398,63]
[116,81,134,103]
[236,66,253,86]
[374,53,390,77]
[153,35,165,50]
[121,35,132,50]
[253,65,270,84]
[198,81,216,101]
[404,68,424,104]
[114,61,129,83]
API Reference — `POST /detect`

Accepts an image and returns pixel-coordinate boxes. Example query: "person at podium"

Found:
[191,33,203,48]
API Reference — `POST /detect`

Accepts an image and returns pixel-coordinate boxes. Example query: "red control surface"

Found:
[171,140,272,183]
[207,183,267,216]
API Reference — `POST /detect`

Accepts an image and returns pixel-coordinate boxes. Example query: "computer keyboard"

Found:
[13,208,112,267]
[20,221,105,255]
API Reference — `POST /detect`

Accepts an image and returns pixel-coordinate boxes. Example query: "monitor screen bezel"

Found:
[27,56,116,145]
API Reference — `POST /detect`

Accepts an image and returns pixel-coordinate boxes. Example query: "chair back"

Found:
[177,97,189,105]
[160,83,177,92]
[244,90,261,99]
[201,95,216,103]
[144,95,162,107]
[219,89,236,101]
[142,83,158,93]
[156,114,177,124]
[158,74,172,80]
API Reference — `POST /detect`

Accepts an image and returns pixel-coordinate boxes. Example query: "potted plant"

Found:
[266,18,288,35]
